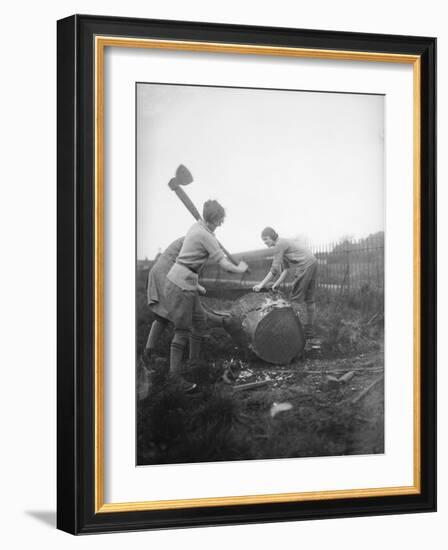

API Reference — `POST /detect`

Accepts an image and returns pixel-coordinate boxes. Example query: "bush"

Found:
[314,286,384,357]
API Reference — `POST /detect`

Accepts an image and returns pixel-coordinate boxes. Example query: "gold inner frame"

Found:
[94,36,421,513]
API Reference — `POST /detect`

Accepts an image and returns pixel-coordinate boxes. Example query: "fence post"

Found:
[346,241,351,294]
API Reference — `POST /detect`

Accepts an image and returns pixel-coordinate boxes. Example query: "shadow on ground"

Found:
[26,510,56,528]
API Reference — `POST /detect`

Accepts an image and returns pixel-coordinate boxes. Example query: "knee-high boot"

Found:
[189,333,203,362]
[170,330,189,375]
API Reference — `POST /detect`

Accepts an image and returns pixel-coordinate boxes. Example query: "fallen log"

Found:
[225,292,305,364]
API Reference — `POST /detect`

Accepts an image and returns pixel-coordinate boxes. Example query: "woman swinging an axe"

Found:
[164,199,248,392]
[142,235,233,366]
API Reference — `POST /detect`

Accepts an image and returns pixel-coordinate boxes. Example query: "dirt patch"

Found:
[137,349,384,465]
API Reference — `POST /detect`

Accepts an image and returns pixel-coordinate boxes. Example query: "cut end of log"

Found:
[229,293,305,364]
[253,307,304,364]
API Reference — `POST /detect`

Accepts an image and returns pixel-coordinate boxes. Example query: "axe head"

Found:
[168,164,193,190]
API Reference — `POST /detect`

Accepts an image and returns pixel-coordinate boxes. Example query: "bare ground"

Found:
[137,347,384,465]
[231,349,384,459]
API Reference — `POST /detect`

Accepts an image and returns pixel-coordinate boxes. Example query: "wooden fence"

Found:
[138,234,384,297]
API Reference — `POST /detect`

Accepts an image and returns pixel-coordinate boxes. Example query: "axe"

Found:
[168,165,240,267]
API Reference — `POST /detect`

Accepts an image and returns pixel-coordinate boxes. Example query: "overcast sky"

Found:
[137,83,384,259]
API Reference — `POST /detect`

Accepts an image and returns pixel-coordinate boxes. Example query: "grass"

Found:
[137,357,384,465]
[136,271,384,465]
[137,368,253,464]
[314,285,384,357]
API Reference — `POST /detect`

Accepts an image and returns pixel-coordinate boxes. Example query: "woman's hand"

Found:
[197,284,207,295]
[253,284,263,292]
[237,260,248,273]
[219,257,249,274]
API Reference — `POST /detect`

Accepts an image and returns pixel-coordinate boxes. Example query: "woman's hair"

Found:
[261,227,279,241]
[203,200,226,225]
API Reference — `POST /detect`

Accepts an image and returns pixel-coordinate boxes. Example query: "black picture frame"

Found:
[57,14,436,535]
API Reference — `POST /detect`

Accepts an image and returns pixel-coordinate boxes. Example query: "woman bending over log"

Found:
[253,227,318,341]
[142,236,229,366]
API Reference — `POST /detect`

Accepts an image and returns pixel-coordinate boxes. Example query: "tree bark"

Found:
[226,292,305,364]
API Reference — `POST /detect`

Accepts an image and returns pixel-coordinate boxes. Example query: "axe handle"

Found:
[170,182,240,267]
[171,184,202,221]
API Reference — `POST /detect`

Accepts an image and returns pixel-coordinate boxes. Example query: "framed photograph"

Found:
[57,14,436,534]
